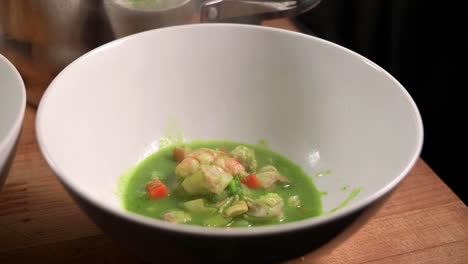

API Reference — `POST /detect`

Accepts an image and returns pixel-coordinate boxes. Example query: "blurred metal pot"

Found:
[0,0,320,107]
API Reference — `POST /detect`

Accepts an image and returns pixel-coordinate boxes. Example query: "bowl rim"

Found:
[36,23,424,237]
[105,0,192,13]
[0,54,26,155]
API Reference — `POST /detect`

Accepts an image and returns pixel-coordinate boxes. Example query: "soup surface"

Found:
[122,141,323,227]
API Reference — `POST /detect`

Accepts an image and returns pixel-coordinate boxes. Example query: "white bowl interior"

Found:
[0,56,25,142]
[0,54,25,167]
[37,25,422,223]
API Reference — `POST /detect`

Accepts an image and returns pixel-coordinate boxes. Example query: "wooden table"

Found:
[1,20,467,264]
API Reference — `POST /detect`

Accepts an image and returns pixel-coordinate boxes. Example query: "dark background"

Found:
[295,0,465,203]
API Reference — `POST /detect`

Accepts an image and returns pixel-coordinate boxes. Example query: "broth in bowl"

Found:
[122,141,323,227]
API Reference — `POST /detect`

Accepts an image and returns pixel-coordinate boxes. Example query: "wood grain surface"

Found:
[1,107,467,264]
[1,20,467,264]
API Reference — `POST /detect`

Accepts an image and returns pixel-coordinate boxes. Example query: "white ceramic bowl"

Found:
[0,54,26,190]
[37,24,423,263]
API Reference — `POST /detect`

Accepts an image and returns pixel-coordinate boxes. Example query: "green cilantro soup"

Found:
[122,141,323,227]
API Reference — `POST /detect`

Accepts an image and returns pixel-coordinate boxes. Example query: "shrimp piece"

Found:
[181,165,232,195]
[226,159,246,177]
[231,145,257,172]
[201,165,233,195]
[256,165,289,188]
[188,148,217,164]
[246,193,284,219]
[175,157,200,179]
[213,153,246,177]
